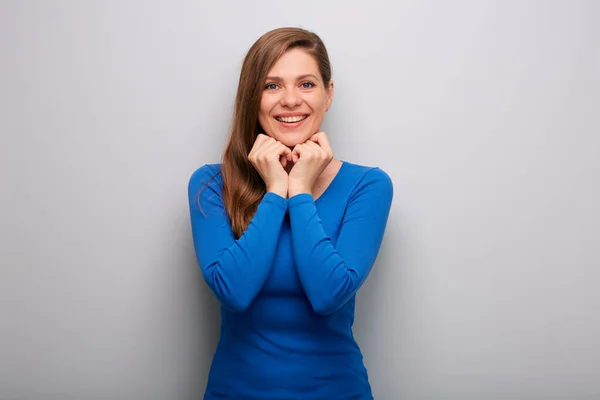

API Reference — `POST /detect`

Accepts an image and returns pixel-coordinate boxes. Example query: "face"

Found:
[258,48,334,147]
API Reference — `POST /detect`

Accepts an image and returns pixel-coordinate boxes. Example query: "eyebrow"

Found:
[265,74,320,82]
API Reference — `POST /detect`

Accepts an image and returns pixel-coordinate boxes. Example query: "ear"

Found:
[325,80,334,112]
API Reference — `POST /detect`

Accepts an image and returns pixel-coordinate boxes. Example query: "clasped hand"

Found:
[248,132,334,199]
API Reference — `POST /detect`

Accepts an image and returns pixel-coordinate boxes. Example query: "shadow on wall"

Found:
[352,219,415,395]
[178,230,221,396]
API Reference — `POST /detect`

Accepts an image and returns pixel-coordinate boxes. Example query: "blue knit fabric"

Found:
[188,161,393,400]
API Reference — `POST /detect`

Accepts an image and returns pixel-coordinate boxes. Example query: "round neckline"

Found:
[315,160,348,203]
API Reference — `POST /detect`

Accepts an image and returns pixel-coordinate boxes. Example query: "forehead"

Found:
[268,48,320,78]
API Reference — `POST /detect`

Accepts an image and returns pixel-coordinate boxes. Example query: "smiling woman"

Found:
[188,27,394,400]
[258,49,333,148]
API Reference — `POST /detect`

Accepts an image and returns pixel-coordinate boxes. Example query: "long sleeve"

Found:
[187,165,288,312]
[287,167,393,315]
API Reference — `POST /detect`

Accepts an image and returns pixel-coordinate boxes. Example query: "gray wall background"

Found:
[1,0,598,399]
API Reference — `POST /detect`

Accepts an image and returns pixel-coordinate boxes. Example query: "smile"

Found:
[275,115,308,123]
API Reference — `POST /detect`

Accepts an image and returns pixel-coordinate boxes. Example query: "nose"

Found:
[279,87,301,108]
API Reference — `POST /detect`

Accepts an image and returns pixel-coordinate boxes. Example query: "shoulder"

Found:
[190,164,221,184]
[188,163,222,190]
[342,161,393,196]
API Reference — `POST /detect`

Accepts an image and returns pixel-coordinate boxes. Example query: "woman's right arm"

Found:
[188,165,288,312]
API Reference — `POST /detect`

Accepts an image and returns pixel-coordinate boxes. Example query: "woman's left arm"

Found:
[288,167,393,316]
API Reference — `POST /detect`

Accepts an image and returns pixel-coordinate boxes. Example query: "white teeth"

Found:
[276,115,307,123]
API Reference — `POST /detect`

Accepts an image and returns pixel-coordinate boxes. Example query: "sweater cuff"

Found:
[263,191,289,211]
[288,193,315,208]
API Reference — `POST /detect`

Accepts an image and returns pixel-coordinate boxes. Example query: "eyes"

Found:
[264,81,316,91]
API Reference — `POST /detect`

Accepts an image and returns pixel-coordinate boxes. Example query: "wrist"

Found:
[266,185,288,199]
[288,184,311,198]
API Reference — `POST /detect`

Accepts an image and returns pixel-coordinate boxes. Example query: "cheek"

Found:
[310,100,327,117]
[259,95,272,114]
[309,93,328,112]
[259,101,267,116]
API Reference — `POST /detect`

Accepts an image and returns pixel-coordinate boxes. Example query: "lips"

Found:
[274,114,308,123]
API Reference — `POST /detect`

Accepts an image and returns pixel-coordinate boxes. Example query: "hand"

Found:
[248,134,293,198]
[288,132,334,197]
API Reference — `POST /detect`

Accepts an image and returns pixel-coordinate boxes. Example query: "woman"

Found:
[188,27,393,400]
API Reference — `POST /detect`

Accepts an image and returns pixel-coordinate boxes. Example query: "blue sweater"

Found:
[188,160,393,400]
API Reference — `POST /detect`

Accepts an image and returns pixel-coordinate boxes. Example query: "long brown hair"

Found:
[206,27,332,238]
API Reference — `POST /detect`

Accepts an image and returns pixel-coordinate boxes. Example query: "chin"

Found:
[274,130,314,146]
[279,135,302,145]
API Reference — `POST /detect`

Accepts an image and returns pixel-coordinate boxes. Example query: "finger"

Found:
[250,134,273,157]
[304,140,322,150]
[254,133,271,147]
[291,143,314,163]
[276,142,293,157]
[309,134,333,161]
[291,146,302,163]
[302,141,330,162]
[261,136,277,151]
[309,131,332,153]
[291,143,304,157]
[257,141,290,166]
[297,141,321,156]
[273,143,292,167]
[276,142,292,161]
[261,138,283,155]
[253,140,280,163]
